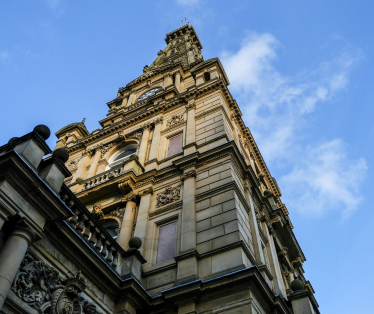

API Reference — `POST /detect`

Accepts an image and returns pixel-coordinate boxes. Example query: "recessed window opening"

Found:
[101,219,119,239]
[167,134,182,157]
[106,144,137,170]
[203,72,210,82]
[156,221,177,264]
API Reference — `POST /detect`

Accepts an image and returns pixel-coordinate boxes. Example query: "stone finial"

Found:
[33,124,51,140]
[53,148,69,163]
[290,278,305,292]
[128,236,142,249]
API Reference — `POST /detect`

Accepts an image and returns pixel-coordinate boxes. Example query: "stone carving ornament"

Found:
[12,254,87,314]
[166,114,184,128]
[156,186,181,208]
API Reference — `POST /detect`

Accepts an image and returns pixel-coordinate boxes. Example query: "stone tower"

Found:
[0,24,318,313]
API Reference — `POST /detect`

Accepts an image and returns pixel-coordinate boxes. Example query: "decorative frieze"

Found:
[156,185,181,208]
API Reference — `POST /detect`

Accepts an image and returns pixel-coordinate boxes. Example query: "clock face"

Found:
[137,87,161,101]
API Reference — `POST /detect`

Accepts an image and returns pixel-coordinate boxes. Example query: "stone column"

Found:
[263,222,287,297]
[0,222,35,310]
[164,74,172,88]
[118,194,137,251]
[86,149,101,179]
[72,154,89,182]
[137,124,151,166]
[97,159,109,174]
[244,181,265,265]
[184,101,196,155]
[176,168,198,284]
[133,187,153,256]
[145,118,163,171]
[175,71,181,92]
[121,95,128,107]
[195,73,204,86]
[127,93,134,106]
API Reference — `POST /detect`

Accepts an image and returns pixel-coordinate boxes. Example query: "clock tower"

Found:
[51,24,319,314]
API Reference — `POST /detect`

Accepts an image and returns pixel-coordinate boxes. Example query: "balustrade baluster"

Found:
[95,232,103,253]
[112,250,118,269]
[82,221,93,240]
[76,213,85,234]
[69,208,79,228]
[101,240,109,258]
[89,227,98,247]
[106,246,114,265]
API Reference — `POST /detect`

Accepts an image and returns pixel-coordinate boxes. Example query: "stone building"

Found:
[0,24,319,314]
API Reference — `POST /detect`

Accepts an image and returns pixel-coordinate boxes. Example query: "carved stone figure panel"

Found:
[156,186,181,208]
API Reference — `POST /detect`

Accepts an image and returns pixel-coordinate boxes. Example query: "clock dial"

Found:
[137,87,161,101]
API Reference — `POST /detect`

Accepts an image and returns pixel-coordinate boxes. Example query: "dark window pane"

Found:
[167,134,182,157]
[156,221,177,264]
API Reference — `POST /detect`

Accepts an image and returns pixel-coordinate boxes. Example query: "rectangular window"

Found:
[167,134,182,157]
[156,221,177,264]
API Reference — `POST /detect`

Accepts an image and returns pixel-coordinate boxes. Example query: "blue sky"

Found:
[1,1,373,312]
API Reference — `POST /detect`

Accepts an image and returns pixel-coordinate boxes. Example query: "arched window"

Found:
[100,219,119,239]
[203,72,211,82]
[106,144,137,170]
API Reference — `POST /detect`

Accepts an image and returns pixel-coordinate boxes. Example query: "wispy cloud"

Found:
[177,0,201,7]
[281,140,367,218]
[0,51,10,64]
[221,32,366,217]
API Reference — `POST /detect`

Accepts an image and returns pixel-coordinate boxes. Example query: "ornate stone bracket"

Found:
[118,179,134,191]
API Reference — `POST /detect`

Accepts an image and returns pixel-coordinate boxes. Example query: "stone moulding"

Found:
[160,121,186,135]
[149,200,183,218]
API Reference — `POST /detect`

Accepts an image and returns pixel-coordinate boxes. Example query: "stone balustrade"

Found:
[59,185,122,270]
[83,164,123,189]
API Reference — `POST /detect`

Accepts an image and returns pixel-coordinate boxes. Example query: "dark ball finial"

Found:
[290,278,305,292]
[33,125,51,140]
[53,148,69,163]
[8,137,19,148]
[264,189,272,196]
[128,236,142,249]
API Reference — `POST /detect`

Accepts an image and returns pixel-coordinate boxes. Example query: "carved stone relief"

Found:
[166,114,184,128]
[12,254,88,314]
[156,185,181,208]
[91,203,104,220]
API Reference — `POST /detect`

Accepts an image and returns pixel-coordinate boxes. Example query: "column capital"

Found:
[185,101,196,111]
[10,220,37,246]
[181,169,196,181]
[154,116,163,125]
[138,186,153,196]
[141,122,152,131]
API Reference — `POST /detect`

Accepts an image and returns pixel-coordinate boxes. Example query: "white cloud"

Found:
[0,51,10,64]
[45,0,61,10]
[221,32,366,217]
[177,0,201,7]
[281,140,367,218]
